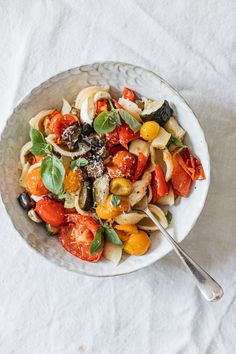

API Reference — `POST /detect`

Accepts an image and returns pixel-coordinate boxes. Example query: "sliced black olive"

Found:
[17,192,34,211]
[81,123,94,136]
[61,122,82,150]
[79,180,94,211]
[141,100,173,126]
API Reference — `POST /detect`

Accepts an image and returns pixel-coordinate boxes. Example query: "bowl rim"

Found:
[0,61,210,277]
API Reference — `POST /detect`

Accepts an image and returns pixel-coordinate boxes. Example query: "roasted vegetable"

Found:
[70,107,80,117]
[79,180,94,210]
[17,192,34,211]
[93,174,110,205]
[129,139,150,158]
[61,122,82,150]
[110,177,133,196]
[164,116,185,140]
[141,99,173,125]
[46,224,59,235]
[86,159,105,179]
[81,123,94,136]
[28,208,42,223]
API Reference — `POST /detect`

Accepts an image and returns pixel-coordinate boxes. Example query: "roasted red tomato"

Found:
[119,123,140,149]
[35,198,65,227]
[49,113,78,138]
[105,127,120,149]
[95,99,108,116]
[59,214,102,262]
[174,148,205,180]
[171,156,192,197]
[123,87,135,102]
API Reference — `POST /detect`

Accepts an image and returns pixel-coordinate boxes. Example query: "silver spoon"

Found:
[134,197,224,302]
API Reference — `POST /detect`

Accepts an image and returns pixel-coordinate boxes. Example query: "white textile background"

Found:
[0,1,236,353]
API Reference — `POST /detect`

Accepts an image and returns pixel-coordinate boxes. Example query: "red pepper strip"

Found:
[95,99,108,116]
[171,156,192,197]
[151,164,169,203]
[118,123,140,149]
[175,148,205,180]
[123,87,135,102]
[132,153,148,181]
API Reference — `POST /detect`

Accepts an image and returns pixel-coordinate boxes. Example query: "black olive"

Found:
[17,192,34,211]
[61,122,82,150]
[81,123,94,136]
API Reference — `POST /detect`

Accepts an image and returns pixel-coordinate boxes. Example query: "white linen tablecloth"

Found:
[0,1,235,353]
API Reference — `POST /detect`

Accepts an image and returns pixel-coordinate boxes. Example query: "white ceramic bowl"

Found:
[0,62,210,276]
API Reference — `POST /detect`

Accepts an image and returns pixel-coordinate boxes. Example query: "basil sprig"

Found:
[90,222,123,255]
[111,194,121,208]
[40,155,65,195]
[168,135,187,156]
[93,106,141,134]
[30,128,52,155]
[166,210,172,225]
[29,128,65,195]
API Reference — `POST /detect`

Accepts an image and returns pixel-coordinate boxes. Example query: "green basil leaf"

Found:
[117,109,141,133]
[103,224,124,248]
[168,136,186,148]
[30,128,46,145]
[93,111,120,134]
[111,194,122,208]
[30,143,48,156]
[70,158,89,170]
[166,210,172,224]
[108,98,115,110]
[40,155,65,194]
[90,227,104,255]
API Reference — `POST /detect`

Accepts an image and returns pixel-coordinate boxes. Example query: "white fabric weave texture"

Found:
[0,1,235,353]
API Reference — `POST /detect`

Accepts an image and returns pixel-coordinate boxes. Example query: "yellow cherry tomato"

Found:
[115,224,138,234]
[140,121,160,141]
[124,231,151,256]
[64,169,82,193]
[110,178,133,196]
[96,195,129,220]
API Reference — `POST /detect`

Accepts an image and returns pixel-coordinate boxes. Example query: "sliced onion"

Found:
[163,148,173,181]
[151,127,171,150]
[157,186,174,206]
[103,242,122,266]
[74,191,94,216]
[94,91,111,102]
[61,98,71,114]
[118,97,142,122]
[75,86,109,109]
[129,139,150,158]
[20,141,32,168]
[45,135,90,158]
[29,110,54,131]
[28,162,41,174]
[19,162,30,187]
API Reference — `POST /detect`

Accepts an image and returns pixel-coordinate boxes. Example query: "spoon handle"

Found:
[145,207,224,302]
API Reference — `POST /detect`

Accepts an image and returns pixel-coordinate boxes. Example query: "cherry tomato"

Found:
[118,123,140,149]
[151,164,169,202]
[113,151,137,175]
[35,197,65,227]
[105,127,120,148]
[59,214,102,262]
[96,195,129,220]
[49,113,78,138]
[25,167,49,196]
[123,87,135,102]
[95,99,108,116]
[171,157,192,197]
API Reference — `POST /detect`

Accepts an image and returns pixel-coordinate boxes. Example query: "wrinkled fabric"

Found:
[0,1,236,353]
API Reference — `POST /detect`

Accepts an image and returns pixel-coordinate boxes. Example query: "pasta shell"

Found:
[114,212,145,225]
[75,86,109,109]
[137,204,168,231]
[164,116,185,140]
[29,110,54,131]
[151,127,171,150]
[128,171,152,207]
